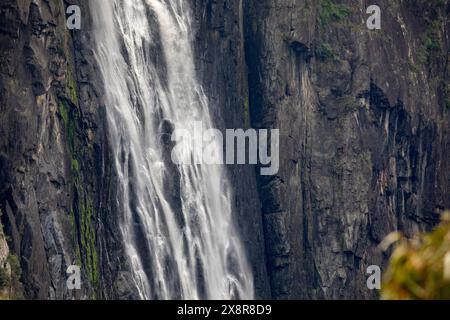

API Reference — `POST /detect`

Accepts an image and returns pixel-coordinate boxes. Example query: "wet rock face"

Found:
[192,0,272,298]
[0,0,73,299]
[244,0,450,299]
[0,0,127,299]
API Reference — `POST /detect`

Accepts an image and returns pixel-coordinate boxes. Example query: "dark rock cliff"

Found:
[0,0,130,299]
[192,0,271,298]
[0,0,448,299]
[0,0,96,299]
[244,0,450,299]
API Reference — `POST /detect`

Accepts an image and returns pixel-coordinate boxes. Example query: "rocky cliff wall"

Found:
[244,0,450,299]
[0,0,132,299]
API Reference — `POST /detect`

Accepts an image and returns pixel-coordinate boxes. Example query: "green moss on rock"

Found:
[315,42,335,61]
[318,0,352,26]
[419,19,444,67]
[79,199,99,290]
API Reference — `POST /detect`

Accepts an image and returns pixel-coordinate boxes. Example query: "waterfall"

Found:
[90,0,254,299]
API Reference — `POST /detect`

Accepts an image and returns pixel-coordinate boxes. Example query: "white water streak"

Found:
[91,0,253,299]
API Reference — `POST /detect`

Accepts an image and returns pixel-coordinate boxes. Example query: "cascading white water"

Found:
[90,0,254,299]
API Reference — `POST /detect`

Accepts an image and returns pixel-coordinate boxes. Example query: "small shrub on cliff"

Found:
[7,254,21,284]
[318,0,352,26]
[382,211,450,299]
[0,266,10,289]
[418,18,444,68]
[315,43,335,61]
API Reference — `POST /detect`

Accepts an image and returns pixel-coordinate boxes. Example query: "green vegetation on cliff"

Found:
[314,42,335,61]
[318,0,352,26]
[56,19,100,298]
[0,254,22,300]
[419,19,444,67]
[58,95,99,298]
[0,266,9,290]
[382,211,450,299]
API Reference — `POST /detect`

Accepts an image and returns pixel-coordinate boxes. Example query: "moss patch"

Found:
[58,74,98,299]
[58,100,79,176]
[418,19,444,67]
[315,42,335,61]
[79,199,99,289]
[0,266,10,290]
[243,94,250,129]
[318,0,352,26]
[382,211,450,299]
[71,159,80,175]
[67,67,78,105]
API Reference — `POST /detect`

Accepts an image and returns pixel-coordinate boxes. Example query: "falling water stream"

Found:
[90,0,253,299]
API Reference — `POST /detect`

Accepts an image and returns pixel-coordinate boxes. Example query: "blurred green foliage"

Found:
[382,211,450,299]
[7,254,21,285]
